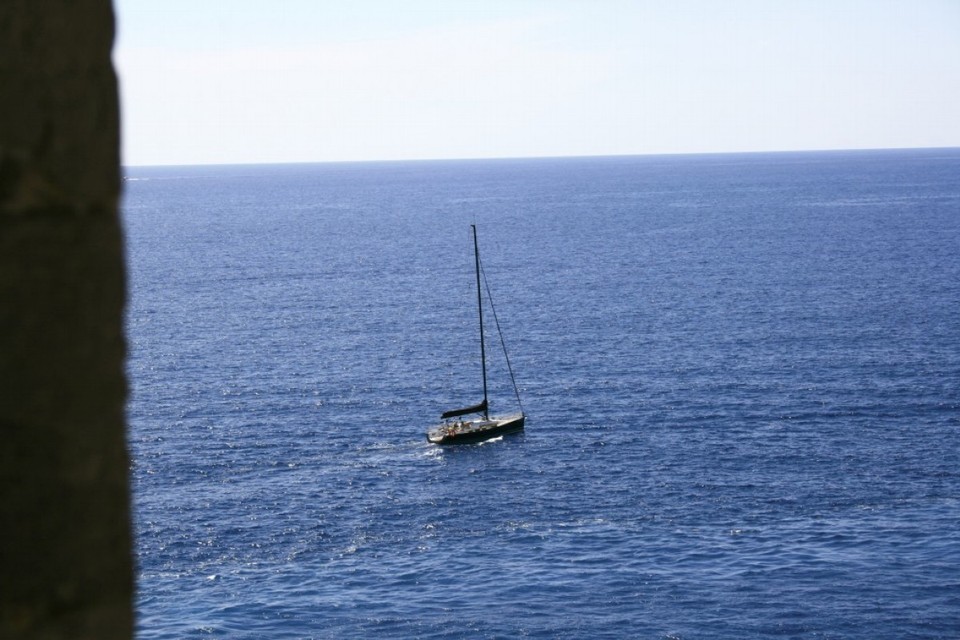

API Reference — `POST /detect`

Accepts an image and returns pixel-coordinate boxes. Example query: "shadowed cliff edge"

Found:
[1,2,132,638]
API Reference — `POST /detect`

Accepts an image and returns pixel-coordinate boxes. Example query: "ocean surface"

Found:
[124,149,960,639]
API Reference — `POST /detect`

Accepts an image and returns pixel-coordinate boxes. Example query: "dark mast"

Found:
[472,224,489,420]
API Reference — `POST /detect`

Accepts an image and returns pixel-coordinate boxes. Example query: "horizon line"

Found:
[122,144,960,170]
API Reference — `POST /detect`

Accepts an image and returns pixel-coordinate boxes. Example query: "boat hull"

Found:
[426,414,525,445]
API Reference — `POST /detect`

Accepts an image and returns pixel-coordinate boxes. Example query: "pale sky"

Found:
[114,0,960,166]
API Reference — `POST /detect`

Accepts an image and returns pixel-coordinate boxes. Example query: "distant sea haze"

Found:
[125,148,960,639]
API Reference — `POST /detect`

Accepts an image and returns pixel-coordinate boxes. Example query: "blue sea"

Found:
[124,149,960,639]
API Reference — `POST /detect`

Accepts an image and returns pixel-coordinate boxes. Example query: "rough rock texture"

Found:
[0,2,132,639]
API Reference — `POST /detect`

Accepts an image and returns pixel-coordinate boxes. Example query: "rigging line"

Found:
[477,252,525,416]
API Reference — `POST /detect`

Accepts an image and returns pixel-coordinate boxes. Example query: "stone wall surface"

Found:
[1,1,132,638]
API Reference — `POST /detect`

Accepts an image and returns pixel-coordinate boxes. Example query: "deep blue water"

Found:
[124,149,960,639]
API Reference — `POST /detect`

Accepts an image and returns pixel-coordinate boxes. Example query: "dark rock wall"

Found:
[1,1,132,638]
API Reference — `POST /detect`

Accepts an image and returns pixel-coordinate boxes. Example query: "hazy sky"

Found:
[114,0,960,166]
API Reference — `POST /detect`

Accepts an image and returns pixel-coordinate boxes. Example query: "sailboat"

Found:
[426,225,525,445]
